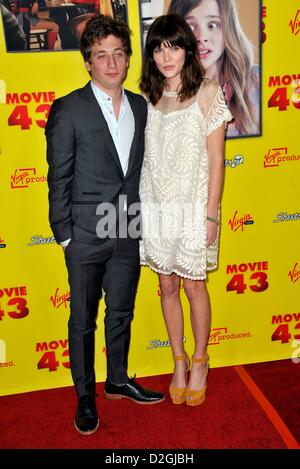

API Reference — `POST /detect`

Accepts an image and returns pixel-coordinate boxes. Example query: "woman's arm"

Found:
[206,122,225,247]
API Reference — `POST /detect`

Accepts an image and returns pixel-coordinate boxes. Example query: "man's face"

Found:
[85,34,129,92]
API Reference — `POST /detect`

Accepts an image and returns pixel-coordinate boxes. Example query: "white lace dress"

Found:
[140,79,232,280]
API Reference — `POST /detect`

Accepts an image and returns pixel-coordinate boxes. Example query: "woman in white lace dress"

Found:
[140,14,232,406]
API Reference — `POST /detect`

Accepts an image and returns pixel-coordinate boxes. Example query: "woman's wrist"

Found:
[207,215,218,225]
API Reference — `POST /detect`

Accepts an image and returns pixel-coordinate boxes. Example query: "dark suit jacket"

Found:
[45,82,147,244]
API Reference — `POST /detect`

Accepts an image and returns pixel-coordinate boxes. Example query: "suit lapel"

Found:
[125,91,140,177]
[82,83,123,176]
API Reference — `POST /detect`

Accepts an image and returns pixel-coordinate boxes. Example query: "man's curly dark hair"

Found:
[80,14,132,63]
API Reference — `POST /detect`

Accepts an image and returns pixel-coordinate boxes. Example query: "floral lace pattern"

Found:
[140,80,232,280]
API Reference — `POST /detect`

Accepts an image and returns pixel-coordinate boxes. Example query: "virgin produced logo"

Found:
[264,147,300,167]
[289,9,300,35]
[208,327,251,345]
[228,211,254,232]
[11,168,47,189]
[288,263,300,283]
[50,288,70,309]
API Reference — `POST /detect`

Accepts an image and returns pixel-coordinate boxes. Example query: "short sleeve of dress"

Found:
[200,80,233,136]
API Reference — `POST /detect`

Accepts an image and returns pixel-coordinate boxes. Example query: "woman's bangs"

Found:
[148,25,186,53]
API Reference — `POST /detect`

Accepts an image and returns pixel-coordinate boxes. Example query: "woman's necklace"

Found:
[162,89,178,97]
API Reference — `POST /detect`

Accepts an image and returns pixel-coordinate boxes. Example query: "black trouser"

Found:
[65,237,140,398]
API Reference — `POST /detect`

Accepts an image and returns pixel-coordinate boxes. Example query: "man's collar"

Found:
[90,81,125,104]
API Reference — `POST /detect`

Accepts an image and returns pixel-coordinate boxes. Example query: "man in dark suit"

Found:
[45,15,164,436]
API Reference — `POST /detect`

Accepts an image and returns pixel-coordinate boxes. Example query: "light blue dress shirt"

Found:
[90,80,135,175]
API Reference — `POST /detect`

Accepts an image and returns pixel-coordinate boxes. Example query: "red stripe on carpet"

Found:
[244,360,300,444]
[234,365,300,449]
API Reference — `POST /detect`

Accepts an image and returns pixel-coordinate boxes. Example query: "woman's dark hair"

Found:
[140,14,204,105]
[80,14,132,63]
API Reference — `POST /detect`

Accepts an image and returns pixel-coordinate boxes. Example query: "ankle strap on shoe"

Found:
[174,354,187,361]
[192,354,209,363]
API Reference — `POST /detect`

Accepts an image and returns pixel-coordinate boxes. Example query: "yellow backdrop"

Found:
[0,0,299,395]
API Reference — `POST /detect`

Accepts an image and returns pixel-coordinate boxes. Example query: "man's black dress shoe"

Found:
[74,396,99,435]
[104,378,165,404]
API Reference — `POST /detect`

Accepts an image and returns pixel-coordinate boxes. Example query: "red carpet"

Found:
[0,360,299,449]
[244,360,300,445]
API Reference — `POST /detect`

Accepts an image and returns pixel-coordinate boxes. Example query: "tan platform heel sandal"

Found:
[185,354,209,407]
[169,353,191,405]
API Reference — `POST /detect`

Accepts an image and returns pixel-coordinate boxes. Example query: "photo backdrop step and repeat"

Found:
[0,0,299,395]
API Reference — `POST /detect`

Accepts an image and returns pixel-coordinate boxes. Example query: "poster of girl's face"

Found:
[139,0,262,139]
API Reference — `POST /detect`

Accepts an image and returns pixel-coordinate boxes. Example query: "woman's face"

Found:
[185,0,224,79]
[153,43,186,88]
